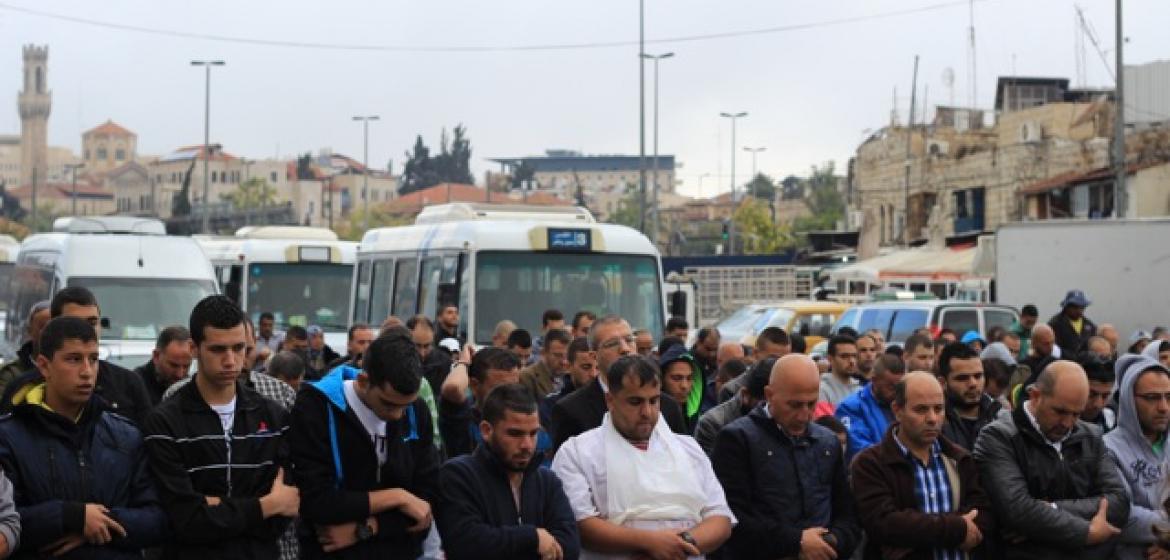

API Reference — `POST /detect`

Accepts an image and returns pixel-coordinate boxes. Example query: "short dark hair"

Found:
[39,316,97,359]
[937,342,980,379]
[481,383,538,425]
[567,337,591,364]
[50,286,98,318]
[696,327,719,344]
[658,336,685,356]
[813,414,847,435]
[505,329,532,349]
[982,358,1013,389]
[156,326,191,350]
[986,325,1007,343]
[789,333,807,354]
[544,328,571,348]
[665,317,689,332]
[938,327,957,339]
[746,357,777,399]
[571,310,596,329]
[757,327,790,348]
[1079,356,1117,385]
[259,312,275,322]
[874,353,906,377]
[716,359,747,384]
[827,335,857,357]
[347,323,372,340]
[469,347,521,382]
[268,351,306,382]
[285,325,309,342]
[1021,305,1039,318]
[189,295,246,346]
[606,354,660,393]
[542,309,564,327]
[884,345,904,359]
[405,315,433,331]
[363,326,422,395]
[837,326,859,339]
[904,334,934,356]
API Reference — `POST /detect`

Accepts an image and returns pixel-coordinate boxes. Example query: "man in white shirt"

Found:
[553,354,734,559]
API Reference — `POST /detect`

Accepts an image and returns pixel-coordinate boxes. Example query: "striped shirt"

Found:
[893,430,962,560]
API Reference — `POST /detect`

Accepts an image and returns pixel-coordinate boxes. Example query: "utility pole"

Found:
[638,0,647,235]
[903,55,919,247]
[719,111,747,255]
[191,60,225,234]
[743,146,766,197]
[353,115,379,232]
[1113,0,1126,217]
[642,52,674,244]
[66,163,84,215]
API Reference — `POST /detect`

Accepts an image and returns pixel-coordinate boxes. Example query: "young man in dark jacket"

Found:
[712,353,860,560]
[852,371,995,559]
[0,316,168,558]
[973,360,1128,559]
[436,383,579,560]
[1048,290,1098,361]
[938,342,1006,451]
[2,288,153,425]
[289,326,440,560]
[144,296,299,560]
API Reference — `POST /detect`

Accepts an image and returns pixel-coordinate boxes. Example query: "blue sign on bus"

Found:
[548,228,592,252]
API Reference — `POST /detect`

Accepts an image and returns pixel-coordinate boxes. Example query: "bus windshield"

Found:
[69,277,218,341]
[474,251,663,343]
[246,263,353,332]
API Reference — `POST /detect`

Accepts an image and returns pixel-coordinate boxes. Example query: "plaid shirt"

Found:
[162,371,299,560]
[894,431,962,560]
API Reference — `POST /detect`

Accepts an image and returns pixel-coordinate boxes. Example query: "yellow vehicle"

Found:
[716,300,851,351]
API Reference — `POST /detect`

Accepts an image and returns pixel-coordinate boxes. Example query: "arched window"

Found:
[35,67,43,94]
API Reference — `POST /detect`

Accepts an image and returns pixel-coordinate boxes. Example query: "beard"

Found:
[489,439,533,472]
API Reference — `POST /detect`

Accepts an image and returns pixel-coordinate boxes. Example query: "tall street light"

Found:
[642,52,674,245]
[352,115,380,232]
[697,172,711,198]
[65,163,84,215]
[743,146,766,198]
[191,60,225,234]
[719,111,747,255]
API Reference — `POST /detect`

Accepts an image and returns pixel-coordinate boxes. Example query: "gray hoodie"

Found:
[1105,354,1170,559]
[0,468,17,556]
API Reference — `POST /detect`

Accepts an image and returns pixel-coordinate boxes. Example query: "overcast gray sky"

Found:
[1,0,1165,197]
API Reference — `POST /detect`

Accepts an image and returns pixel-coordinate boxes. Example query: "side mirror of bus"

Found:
[100,317,111,330]
[669,290,687,318]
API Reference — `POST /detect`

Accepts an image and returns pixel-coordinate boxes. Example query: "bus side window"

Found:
[418,257,443,319]
[392,258,419,318]
[223,265,243,306]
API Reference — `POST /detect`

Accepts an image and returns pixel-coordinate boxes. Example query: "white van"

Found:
[196,226,356,351]
[352,203,666,346]
[8,217,218,364]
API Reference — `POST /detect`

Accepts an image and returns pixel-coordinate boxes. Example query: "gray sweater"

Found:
[1105,354,1170,560]
[0,469,18,556]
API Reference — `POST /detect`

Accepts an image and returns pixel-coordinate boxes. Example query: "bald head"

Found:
[894,371,943,407]
[1034,360,1089,396]
[717,342,746,369]
[1099,324,1119,351]
[1029,360,1089,442]
[1032,324,1056,357]
[766,354,820,436]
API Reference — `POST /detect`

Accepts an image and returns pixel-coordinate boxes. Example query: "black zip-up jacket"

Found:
[134,360,168,407]
[143,377,291,560]
[1,360,153,426]
[0,383,169,559]
[942,393,1005,451]
[288,369,440,560]
[436,445,580,560]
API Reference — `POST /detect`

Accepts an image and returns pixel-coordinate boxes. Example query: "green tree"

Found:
[746,173,777,201]
[400,125,475,195]
[220,177,277,210]
[510,161,536,191]
[792,160,845,233]
[733,198,795,254]
[0,182,26,222]
[335,206,414,241]
[296,153,315,180]
[172,158,197,217]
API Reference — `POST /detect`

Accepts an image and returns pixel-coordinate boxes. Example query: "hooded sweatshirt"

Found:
[1104,354,1170,560]
[657,344,704,431]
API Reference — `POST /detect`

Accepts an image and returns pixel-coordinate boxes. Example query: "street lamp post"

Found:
[191,60,225,234]
[698,172,711,198]
[352,116,380,232]
[743,146,766,198]
[719,111,748,255]
[642,52,674,245]
[65,163,84,215]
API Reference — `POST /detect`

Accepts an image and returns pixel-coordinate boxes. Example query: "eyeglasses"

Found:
[599,335,636,351]
[1135,393,1170,404]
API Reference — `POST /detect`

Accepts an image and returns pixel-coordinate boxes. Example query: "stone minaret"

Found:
[18,45,51,189]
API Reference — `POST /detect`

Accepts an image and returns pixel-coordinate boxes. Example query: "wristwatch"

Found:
[355,521,375,541]
[677,530,699,549]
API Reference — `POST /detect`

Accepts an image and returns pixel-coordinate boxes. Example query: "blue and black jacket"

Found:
[288,366,440,560]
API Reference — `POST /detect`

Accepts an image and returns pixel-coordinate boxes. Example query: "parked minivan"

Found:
[717,301,851,351]
[831,300,1019,346]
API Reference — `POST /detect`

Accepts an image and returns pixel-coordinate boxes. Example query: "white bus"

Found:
[197,226,357,351]
[351,203,666,345]
[7,217,218,366]
[0,235,19,350]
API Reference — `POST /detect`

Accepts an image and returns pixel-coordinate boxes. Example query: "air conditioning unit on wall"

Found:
[1020,121,1043,144]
